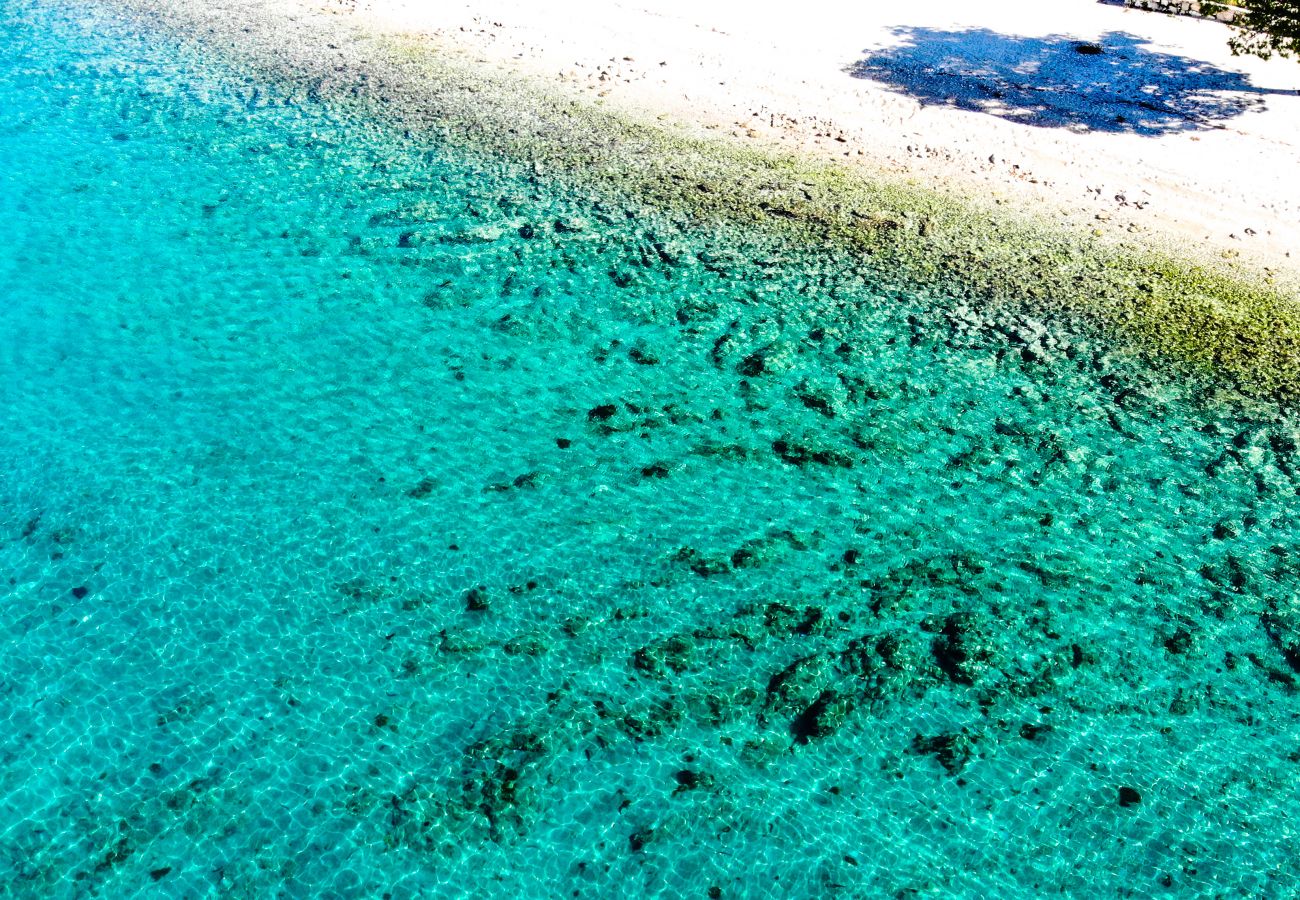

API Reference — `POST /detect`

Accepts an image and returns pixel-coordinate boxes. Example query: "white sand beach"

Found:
[342,0,1300,277]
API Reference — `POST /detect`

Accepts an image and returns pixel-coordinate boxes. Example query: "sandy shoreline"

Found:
[93,0,1300,399]
[348,0,1300,277]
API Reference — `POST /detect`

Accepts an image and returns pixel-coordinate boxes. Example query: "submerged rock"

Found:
[465,587,490,612]
[672,769,715,794]
[762,602,824,636]
[672,546,730,578]
[790,690,853,743]
[911,730,978,775]
[406,477,435,499]
[765,653,834,717]
[632,634,695,677]
[931,612,998,685]
[771,438,853,468]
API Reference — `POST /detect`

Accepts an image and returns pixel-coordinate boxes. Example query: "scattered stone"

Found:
[1212,520,1239,540]
[840,632,931,699]
[911,730,977,774]
[1118,786,1142,807]
[628,827,654,852]
[771,438,853,468]
[793,380,838,418]
[1019,722,1050,741]
[465,587,490,612]
[765,653,833,716]
[790,690,852,743]
[486,471,543,492]
[561,616,590,637]
[672,547,730,578]
[71,586,89,599]
[737,352,766,377]
[672,769,715,793]
[407,477,435,499]
[762,602,824,636]
[641,461,671,478]
[1261,608,1300,673]
[587,403,618,422]
[618,698,684,741]
[931,612,997,685]
[504,634,550,656]
[1164,627,1194,655]
[632,634,695,677]
[149,867,172,881]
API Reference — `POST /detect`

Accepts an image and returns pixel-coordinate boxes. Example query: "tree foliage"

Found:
[1224,1,1300,59]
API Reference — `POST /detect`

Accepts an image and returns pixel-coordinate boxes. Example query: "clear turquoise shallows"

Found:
[2,1,1298,896]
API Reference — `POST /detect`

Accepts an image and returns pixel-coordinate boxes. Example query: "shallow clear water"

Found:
[3,1,1300,896]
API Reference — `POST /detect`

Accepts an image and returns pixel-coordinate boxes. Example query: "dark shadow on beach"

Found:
[846,27,1292,135]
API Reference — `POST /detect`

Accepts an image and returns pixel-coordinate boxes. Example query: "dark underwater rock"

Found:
[485,471,543,492]
[406,477,435,499]
[911,730,977,775]
[1163,627,1194,656]
[628,827,654,853]
[451,730,550,843]
[640,461,671,478]
[672,546,730,578]
[632,634,695,677]
[503,634,550,656]
[1019,722,1051,741]
[790,690,852,743]
[771,438,853,468]
[618,698,683,741]
[464,586,490,612]
[793,379,840,418]
[628,346,660,366]
[737,351,766,377]
[1261,606,1300,673]
[729,530,818,572]
[673,769,715,793]
[931,612,998,685]
[839,632,933,701]
[765,653,834,717]
[762,602,824,636]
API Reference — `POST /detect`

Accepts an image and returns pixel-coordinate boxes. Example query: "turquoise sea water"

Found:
[3,0,1300,896]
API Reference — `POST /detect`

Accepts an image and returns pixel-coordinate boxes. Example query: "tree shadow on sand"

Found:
[846,27,1293,135]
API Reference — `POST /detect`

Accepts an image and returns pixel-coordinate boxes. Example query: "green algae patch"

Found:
[108,0,1300,403]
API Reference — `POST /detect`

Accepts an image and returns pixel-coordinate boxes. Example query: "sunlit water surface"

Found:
[2,1,1299,896]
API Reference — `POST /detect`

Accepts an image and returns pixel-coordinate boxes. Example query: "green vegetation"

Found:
[1226,1,1300,59]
